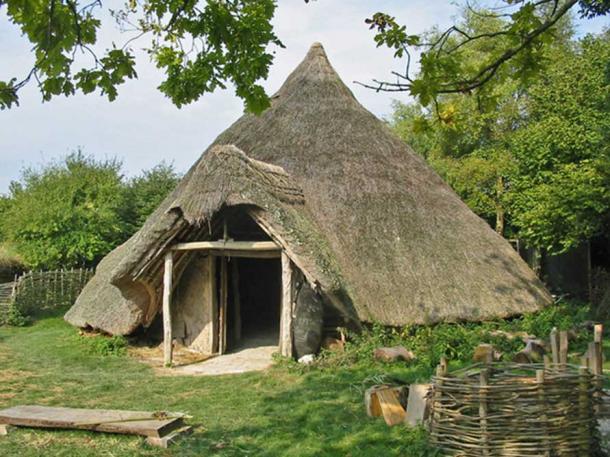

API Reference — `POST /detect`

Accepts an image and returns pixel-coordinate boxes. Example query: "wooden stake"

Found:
[550,328,559,366]
[536,370,551,457]
[163,252,174,367]
[479,369,490,457]
[559,330,568,369]
[578,366,591,456]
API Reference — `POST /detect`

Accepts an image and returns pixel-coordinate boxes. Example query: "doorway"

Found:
[225,257,282,351]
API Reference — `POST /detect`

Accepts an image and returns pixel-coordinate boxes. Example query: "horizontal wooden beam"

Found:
[171,240,280,252]
[207,249,280,259]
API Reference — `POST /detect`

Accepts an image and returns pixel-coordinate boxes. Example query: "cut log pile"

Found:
[0,405,192,448]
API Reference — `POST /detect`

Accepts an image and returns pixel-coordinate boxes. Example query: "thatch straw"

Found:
[65,43,551,335]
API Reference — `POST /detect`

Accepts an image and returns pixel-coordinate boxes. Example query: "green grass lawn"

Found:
[0,316,438,456]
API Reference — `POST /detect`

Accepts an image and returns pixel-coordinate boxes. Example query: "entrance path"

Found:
[172,343,277,376]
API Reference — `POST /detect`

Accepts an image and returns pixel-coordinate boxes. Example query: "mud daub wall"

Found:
[429,363,601,456]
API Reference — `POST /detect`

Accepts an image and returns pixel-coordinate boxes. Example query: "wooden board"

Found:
[0,406,184,438]
[376,389,406,426]
[405,384,431,426]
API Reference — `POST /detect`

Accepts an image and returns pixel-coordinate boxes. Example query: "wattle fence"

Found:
[0,268,94,324]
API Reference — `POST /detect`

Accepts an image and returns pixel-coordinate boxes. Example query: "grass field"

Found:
[0,316,439,457]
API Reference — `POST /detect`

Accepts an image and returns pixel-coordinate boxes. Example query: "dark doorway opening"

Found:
[226,257,281,351]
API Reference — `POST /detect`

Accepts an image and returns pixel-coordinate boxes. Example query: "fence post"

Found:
[479,368,490,457]
[550,328,559,367]
[578,366,592,455]
[537,369,551,456]
[559,330,569,370]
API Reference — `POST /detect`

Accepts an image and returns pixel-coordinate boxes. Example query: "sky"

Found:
[0,1,608,194]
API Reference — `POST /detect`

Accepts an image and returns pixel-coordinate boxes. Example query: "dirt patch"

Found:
[128,344,211,369]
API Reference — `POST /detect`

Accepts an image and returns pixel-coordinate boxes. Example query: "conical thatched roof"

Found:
[66,43,551,335]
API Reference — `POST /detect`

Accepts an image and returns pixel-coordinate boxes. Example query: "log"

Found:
[513,339,546,364]
[473,344,495,364]
[373,346,416,363]
[321,337,344,352]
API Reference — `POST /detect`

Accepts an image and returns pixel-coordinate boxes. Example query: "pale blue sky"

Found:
[0,1,608,194]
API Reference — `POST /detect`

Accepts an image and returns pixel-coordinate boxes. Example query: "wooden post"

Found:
[578,366,591,455]
[207,255,218,354]
[550,328,559,367]
[479,369,490,457]
[279,252,293,357]
[559,330,569,369]
[431,361,447,447]
[590,326,603,415]
[537,369,551,457]
[219,256,228,355]
[163,252,174,367]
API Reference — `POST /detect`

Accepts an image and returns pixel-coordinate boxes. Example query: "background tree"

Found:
[0,151,180,269]
[0,0,281,112]
[122,162,180,232]
[508,32,610,252]
[390,14,610,253]
[1,151,127,269]
[2,1,608,112]
[366,0,609,107]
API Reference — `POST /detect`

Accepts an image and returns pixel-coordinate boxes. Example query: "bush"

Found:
[80,334,127,357]
[3,302,30,327]
[313,299,592,371]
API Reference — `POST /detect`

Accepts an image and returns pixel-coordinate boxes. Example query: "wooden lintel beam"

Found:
[208,249,280,259]
[171,241,280,252]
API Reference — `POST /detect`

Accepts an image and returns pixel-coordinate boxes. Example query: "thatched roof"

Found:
[66,43,551,335]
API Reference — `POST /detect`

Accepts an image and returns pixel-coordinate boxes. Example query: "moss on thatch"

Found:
[66,43,551,335]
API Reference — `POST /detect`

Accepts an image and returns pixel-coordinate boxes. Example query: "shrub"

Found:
[313,299,592,371]
[80,334,127,357]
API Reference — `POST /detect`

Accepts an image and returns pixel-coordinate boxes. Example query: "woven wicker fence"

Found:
[429,362,601,456]
[11,268,94,315]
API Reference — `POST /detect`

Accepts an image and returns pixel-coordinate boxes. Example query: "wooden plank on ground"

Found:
[0,406,184,438]
[376,389,406,426]
[405,384,431,426]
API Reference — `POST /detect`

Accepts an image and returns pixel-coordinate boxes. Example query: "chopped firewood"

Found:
[513,339,546,364]
[405,384,431,427]
[364,386,385,417]
[365,385,406,418]
[373,346,415,363]
[376,388,406,426]
[321,337,344,352]
[472,344,501,363]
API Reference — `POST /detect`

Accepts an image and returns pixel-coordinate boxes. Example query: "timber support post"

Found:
[280,251,293,357]
[163,251,174,367]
